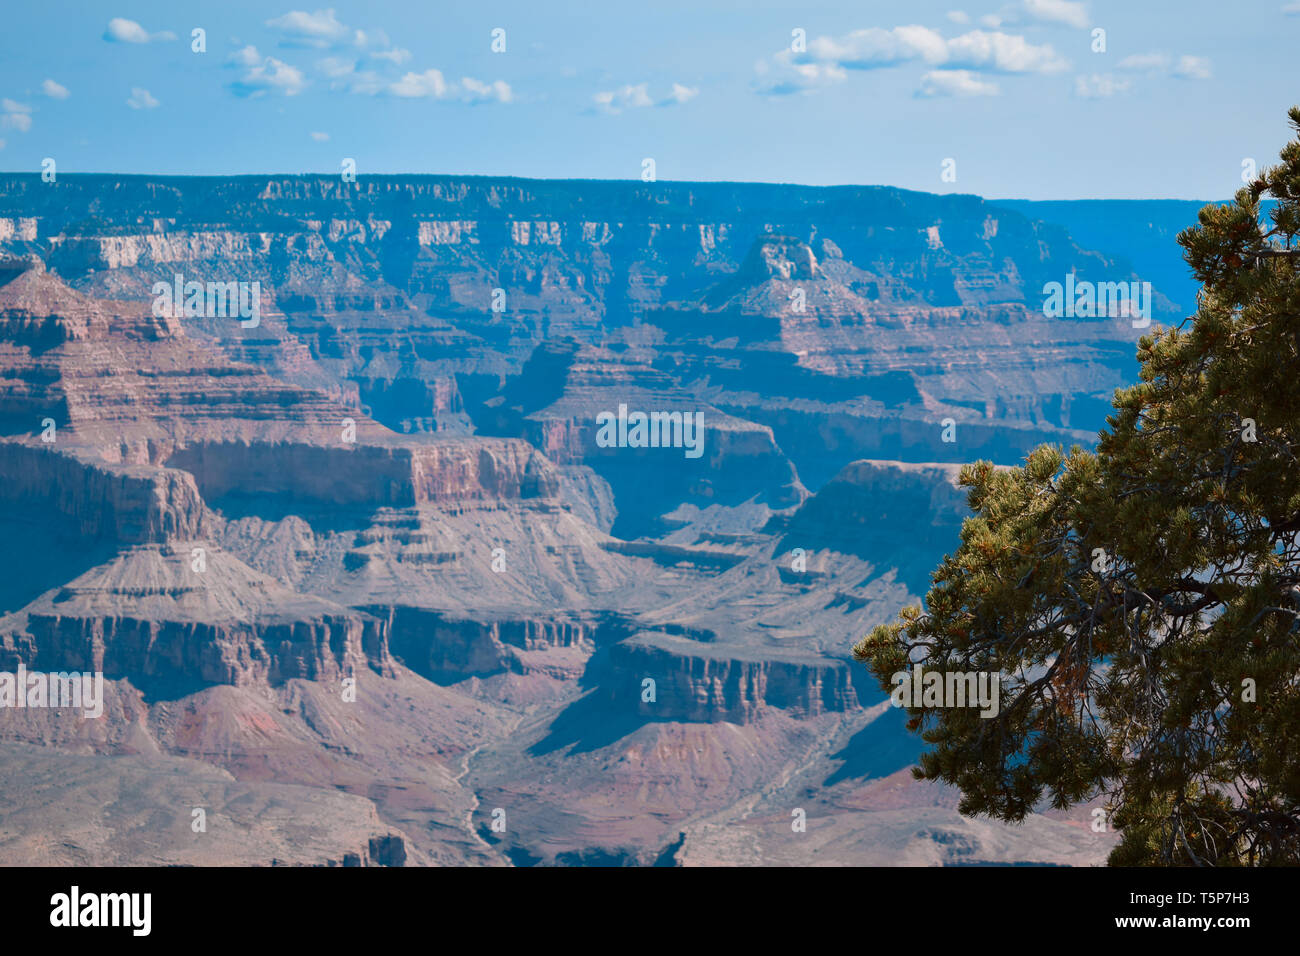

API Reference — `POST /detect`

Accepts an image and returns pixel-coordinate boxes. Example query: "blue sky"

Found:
[0,0,1295,198]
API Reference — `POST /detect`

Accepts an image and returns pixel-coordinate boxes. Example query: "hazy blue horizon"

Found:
[0,170,1244,207]
[1,1,1296,199]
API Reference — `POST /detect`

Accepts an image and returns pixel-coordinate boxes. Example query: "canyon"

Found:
[0,173,1194,865]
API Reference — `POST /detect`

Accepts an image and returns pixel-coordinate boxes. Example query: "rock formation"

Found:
[0,174,1172,866]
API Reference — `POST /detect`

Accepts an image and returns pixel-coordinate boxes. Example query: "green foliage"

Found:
[854,107,1300,866]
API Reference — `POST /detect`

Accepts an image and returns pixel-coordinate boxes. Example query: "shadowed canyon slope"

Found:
[0,173,1180,865]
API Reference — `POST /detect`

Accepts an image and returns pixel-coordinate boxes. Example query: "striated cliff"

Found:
[484,338,804,536]
[374,605,631,684]
[776,458,969,560]
[608,631,862,724]
[168,436,558,511]
[0,442,207,544]
[2,545,394,691]
[0,173,1153,867]
[0,174,1168,493]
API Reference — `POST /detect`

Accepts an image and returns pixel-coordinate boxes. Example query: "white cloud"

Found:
[266,11,451,99]
[981,0,1089,28]
[754,51,847,95]
[1074,73,1131,97]
[758,24,1066,96]
[105,18,149,43]
[917,69,999,97]
[227,49,307,97]
[104,18,175,44]
[459,77,513,103]
[390,68,448,98]
[590,82,695,112]
[1118,51,1211,79]
[593,83,653,113]
[266,9,408,69]
[1173,55,1211,79]
[328,46,412,76]
[229,45,264,68]
[258,10,502,102]
[369,47,411,65]
[1028,0,1089,27]
[662,83,699,105]
[809,26,950,69]
[310,131,329,141]
[313,56,386,94]
[945,30,1068,72]
[41,79,70,100]
[1284,1,1300,13]
[126,87,159,109]
[387,70,510,103]
[947,11,971,24]
[352,28,395,49]
[317,56,356,77]
[265,8,349,47]
[1117,52,1170,71]
[1,99,32,132]
[1012,0,1089,28]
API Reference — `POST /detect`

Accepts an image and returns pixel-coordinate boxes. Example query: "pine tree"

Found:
[854,106,1300,866]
